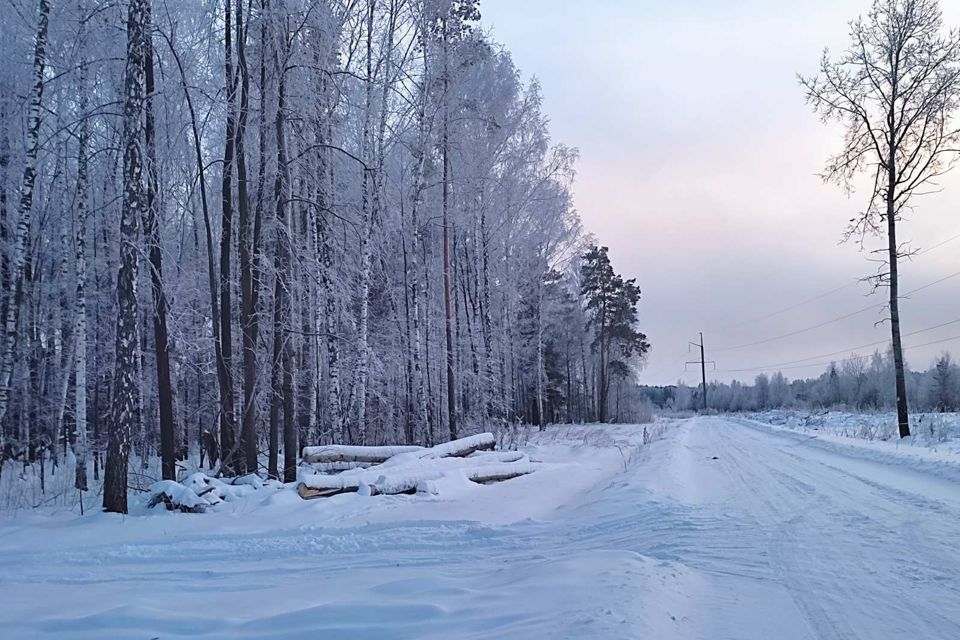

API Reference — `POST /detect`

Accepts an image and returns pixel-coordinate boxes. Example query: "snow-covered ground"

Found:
[1,416,959,639]
[748,409,960,468]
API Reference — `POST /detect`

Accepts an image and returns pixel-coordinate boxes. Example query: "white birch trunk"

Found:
[74,47,90,490]
[0,0,50,435]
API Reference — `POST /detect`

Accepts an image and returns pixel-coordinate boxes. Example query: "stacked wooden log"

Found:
[297,433,536,500]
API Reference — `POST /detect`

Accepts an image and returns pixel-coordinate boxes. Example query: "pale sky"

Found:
[482,0,960,386]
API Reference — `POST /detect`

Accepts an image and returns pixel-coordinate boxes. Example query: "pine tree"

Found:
[580,246,648,423]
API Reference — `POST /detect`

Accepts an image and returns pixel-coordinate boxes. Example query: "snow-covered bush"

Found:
[634,398,655,424]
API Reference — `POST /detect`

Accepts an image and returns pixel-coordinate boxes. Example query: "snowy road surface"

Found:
[1,417,959,639]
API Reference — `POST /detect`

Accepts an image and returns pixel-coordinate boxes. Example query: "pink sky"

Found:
[482,0,960,386]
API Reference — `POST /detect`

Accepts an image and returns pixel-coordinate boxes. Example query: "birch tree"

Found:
[104,0,147,514]
[0,0,49,445]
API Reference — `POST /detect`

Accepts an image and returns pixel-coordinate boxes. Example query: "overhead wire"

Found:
[711,268,960,352]
[709,230,960,339]
[716,317,960,374]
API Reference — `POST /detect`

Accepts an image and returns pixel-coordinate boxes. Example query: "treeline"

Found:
[644,350,960,413]
[0,0,648,510]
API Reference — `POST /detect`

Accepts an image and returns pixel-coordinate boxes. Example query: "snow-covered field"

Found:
[748,408,960,468]
[1,416,959,639]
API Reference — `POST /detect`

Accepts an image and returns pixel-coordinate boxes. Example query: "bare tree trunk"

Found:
[159,16,221,468]
[423,236,435,446]
[270,17,296,480]
[400,203,415,445]
[268,287,282,478]
[350,0,380,445]
[441,24,457,442]
[888,157,909,438]
[255,0,271,466]
[143,3,177,481]
[236,0,259,474]
[480,194,494,426]
[104,0,146,514]
[73,20,90,491]
[535,271,545,430]
[217,0,239,474]
[0,89,8,345]
[319,163,341,443]
[0,0,49,437]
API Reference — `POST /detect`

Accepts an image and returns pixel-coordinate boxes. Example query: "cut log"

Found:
[298,483,359,499]
[423,432,495,458]
[147,480,207,513]
[466,450,526,463]
[147,491,207,513]
[295,436,533,500]
[298,473,361,492]
[300,433,494,465]
[301,444,424,464]
[302,460,374,473]
[465,462,537,485]
[369,470,444,496]
[297,469,443,499]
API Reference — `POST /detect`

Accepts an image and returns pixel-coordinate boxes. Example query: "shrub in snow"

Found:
[635,398,656,424]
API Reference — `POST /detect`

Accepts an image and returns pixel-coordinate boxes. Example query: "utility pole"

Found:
[686,333,715,411]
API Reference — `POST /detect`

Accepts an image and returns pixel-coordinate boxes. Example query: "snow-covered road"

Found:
[1,417,958,639]
[631,417,960,639]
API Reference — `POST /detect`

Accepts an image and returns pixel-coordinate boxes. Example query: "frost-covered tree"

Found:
[929,353,956,411]
[0,0,642,504]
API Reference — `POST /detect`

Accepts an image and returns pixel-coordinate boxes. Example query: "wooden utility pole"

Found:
[686,333,714,411]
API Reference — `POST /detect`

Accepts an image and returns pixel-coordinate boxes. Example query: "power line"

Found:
[712,302,883,352]
[711,231,960,334]
[716,317,960,373]
[916,231,960,256]
[712,268,960,352]
[899,268,960,296]
[711,332,960,377]
[714,280,860,332]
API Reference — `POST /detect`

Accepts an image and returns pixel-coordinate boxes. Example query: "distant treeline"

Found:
[641,350,960,413]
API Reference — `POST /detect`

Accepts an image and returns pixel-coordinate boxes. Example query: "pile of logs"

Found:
[297,433,536,499]
[147,473,266,513]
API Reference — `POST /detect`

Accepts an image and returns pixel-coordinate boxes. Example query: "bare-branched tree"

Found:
[800,0,960,437]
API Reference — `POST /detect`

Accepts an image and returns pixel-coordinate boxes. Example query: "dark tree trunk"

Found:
[270,20,294,479]
[163,5,222,472]
[218,0,239,475]
[442,28,457,442]
[268,279,282,479]
[887,60,910,439]
[235,0,259,474]
[104,0,147,514]
[276,45,297,483]
[143,4,177,481]
[888,170,910,437]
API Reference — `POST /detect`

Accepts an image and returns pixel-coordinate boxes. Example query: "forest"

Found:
[0,0,650,511]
